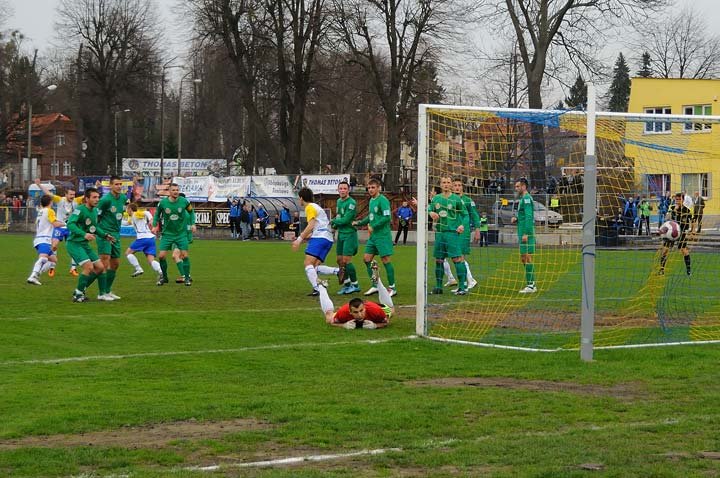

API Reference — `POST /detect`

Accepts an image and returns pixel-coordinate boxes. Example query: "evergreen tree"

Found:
[637,52,653,78]
[565,75,587,108]
[608,53,631,112]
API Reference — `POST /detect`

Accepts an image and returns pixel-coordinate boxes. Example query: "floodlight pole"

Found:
[581,83,597,362]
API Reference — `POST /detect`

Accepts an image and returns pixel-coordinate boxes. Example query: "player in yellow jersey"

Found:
[35,178,83,276]
[27,195,66,285]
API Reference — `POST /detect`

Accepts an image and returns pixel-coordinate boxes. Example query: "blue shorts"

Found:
[129,237,157,256]
[305,238,333,262]
[53,227,70,241]
[35,243,55,256]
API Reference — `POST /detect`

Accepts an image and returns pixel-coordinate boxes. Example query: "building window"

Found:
[681,173,711,198]
[56,132,66,146]
[51,161,59,176]
[644,107,672,134]
[645,174,671,196]
[63,161,72,176]
[683,104,712,132]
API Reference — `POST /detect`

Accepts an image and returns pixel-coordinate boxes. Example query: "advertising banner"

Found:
[209,176,252,202]
[250,175,295,197]
[214,208,230,227]
[299,174,351,195]
[123,158,227,177]
[193,209,213,228]
[172,176,212,202]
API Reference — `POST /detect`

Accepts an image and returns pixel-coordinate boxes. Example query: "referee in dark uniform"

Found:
[659,193,692,276]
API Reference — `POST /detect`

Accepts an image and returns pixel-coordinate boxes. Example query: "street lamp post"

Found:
[160,59,180,179]
[26,84,57,182]
[177,71,202,176]
[114,108,131,175]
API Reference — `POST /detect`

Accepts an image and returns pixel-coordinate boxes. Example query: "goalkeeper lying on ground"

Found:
[319,261,393,329]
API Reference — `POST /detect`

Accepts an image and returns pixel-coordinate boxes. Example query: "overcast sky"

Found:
[5,0,720,103]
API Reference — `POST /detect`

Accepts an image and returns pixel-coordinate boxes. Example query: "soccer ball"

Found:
[659,220,680,241]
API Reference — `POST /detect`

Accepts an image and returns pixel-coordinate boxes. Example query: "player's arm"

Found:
[152,205,162,228]
[354,214,369,227]
[331,201,356,228]
[427,198,440,221]
[468,201,480,230]
[67,210,87,238]
[184,201,197,231]
[47,209,65,228]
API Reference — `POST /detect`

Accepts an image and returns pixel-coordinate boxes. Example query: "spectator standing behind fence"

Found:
[256,203,269,239]
[637,197,651,236]
[478,212,489,246]
[394,201,414,245]
[693,192,705,233]
[279,207,291,238]
[619,195,636,234]
[227,197,242,239]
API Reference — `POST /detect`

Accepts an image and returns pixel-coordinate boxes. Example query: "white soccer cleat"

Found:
[468,278,478,289]
[388,287,397,297]
[97,294,115,301]
[131,268,144,277]
[363,286,378,296]
[107,292,121,300]
[26,275,42,286]
[444,279,458,287]
[519,284,537,294]
[343,320,357,330]
[362,320,377,329]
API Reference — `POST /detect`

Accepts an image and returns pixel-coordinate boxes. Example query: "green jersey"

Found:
[67,204,107,244]
[459,194,480,230]
[154,196,195,236]
[517,192,535,236]
[357,194,392,234]
[331,196,357,236]
[96,192,128,235]
[428,193,467,232]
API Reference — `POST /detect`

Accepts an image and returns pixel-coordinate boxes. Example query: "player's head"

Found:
[84,187,100,207]
[109,175,123,194]
[348,297,366,320]
[127,203,138,212]
[64,188,76,201]
[514,177,529,197]
[439,175,452,193]
[338,181,350,198]
[40,194,53,208]
[298,187,313,205]
[367,178,382,197]
[169,183,180,198]
[452,177,464,194]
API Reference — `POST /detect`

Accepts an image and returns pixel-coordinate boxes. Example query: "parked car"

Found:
[493,199,563,227]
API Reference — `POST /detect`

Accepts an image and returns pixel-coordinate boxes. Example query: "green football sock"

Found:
[365,261,375,284]
[455,260,467,290]
[435,261,444,288]
[97,272,108,295]
[105,269,116,291]
[175,260,185,277]
[85,272,97,290]
[160,258,168,280]
[345,263,357,282]
[384,262,395,287]
[183,257,191,277]
[525,263,535,285]
[77,273,89,292]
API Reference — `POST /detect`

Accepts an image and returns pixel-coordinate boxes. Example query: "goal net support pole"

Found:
[416,104,429,336]
[581,83,597,362]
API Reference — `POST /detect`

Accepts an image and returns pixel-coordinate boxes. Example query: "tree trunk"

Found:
[527,76,546,191]
[384,116,401,191]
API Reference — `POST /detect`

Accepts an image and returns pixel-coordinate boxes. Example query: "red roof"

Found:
[4,113,75,156]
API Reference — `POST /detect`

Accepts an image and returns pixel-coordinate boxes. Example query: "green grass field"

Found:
[2,233,720,477]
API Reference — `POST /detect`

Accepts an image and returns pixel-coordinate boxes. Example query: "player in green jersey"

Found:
[330,181,360,294]
[152,184,196,286]
[512,178,537,293]
[428,176,469,295]
[441,177,479,291]
[66,187,114,302]
[96,176,128,300]
[172,193,194,284]
[353,177,396,297]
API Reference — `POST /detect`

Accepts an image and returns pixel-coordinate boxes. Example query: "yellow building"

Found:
[626,78,720,216]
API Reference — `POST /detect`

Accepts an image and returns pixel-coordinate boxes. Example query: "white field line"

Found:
[187,447,403,471]
[0,336,419,367]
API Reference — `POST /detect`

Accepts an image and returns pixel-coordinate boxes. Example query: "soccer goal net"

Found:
[416,100,720,354]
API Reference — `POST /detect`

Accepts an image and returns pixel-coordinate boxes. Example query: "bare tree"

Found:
[484,0,667,188]
[56,0,162,173]
[186,0,327,174]
[332,0,473,189]
[634,7,720,79]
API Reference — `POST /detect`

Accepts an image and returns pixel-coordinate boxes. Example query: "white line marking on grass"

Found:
[0,336,419,366]
[187,447,403,471]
